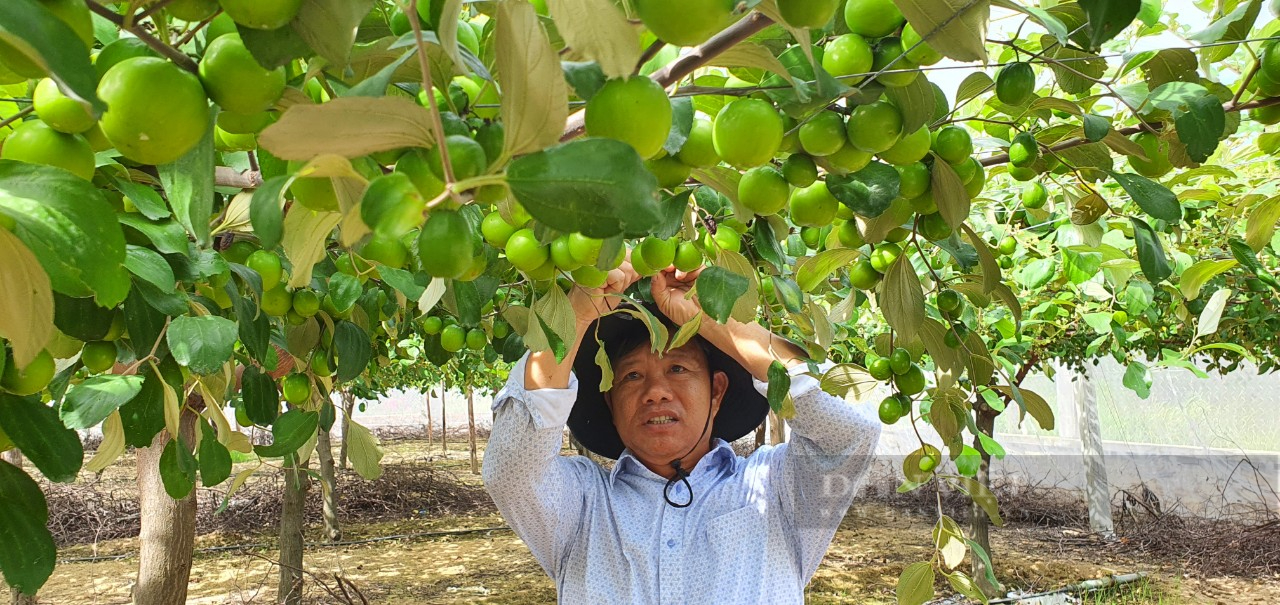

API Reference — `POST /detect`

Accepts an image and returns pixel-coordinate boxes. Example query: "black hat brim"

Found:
[568,304,769,459]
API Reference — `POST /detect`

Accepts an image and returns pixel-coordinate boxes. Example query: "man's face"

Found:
[604,342,728,472]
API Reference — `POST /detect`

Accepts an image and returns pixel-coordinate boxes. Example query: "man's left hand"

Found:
[651,267,703,326]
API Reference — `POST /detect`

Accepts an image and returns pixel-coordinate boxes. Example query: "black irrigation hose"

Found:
[58,525,513,564]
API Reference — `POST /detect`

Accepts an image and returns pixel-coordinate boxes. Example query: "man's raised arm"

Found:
[481,262,639,576]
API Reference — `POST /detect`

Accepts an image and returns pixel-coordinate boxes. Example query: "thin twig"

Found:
[0,106,34,130]
[173,10,223,48]
[408,0,459,201]
[86,2,199,73]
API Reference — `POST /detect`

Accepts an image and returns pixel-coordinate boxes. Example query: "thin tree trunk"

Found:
[424,388,433,447]
[971,403,1003,598]
[3,451,37,605]
[134,398,200,605]
[754,424,765,449]
[337,390,354,472]
[278,455,310,605]
[316,427,340,542]
[467,387,479,475]
[440,379,447,453]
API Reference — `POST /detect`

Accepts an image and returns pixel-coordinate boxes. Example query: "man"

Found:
[483,261,881,604]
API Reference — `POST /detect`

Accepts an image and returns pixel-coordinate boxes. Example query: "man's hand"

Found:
[570,260,641,328]
[651,267,703,326]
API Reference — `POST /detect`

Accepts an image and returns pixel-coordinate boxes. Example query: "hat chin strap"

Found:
[662,383,718,508]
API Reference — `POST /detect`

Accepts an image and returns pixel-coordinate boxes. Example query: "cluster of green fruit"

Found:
[867,346,926,425]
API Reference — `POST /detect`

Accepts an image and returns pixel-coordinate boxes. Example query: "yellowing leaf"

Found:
[547,0,641,79]
[85,411,125,473]
[880,253,925,341]
[1246,195,1280,252]
[497,1,570,157]
[932,515,967,571]
[895,0,991,63]
[0,229,54,367]
[435,0,465,76]
[160,373,182,440]
[282,207,343,288]
[259,97,436,161]
[1179,259,1237,300]
[346,419,384,480]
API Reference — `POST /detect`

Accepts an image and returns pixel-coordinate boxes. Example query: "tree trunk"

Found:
[424,388,433,447]
[467,387,479,475]
[970,403,1003,598]
[768,410,786,445]
[316,427,340,542]
[278,455,310,605]
[754,424,765,449]
[440,379,447,453]
[134,399,200,605]
[3,451,37,605]
[337,390,354,472]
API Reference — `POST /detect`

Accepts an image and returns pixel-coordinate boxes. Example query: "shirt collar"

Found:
[609,438,736,485]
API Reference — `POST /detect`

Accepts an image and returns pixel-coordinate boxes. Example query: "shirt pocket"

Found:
[697,504,768,599]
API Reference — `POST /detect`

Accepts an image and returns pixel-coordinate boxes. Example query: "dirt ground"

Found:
[32,437,1280,604]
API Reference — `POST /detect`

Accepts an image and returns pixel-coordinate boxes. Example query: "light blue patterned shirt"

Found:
[483,353,881,604]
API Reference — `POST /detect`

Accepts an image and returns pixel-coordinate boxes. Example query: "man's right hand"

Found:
[569,258,641,328]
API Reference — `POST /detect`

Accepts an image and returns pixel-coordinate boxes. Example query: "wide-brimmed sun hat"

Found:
[567,303,770,459]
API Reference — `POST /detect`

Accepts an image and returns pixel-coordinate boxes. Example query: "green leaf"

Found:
[880,253,926,341]
[896,561,936,605]
[250,176,289,250]
[0,162,130,306]
[990,0,1070,42]
[819,364,879,400]
[167,315,239,375]
[954,71,994,106]
[883,73,935,133]
[1179,259,1236,300]
[1188,0,1262,43]
[198,421,232,487]
[697,266,750,324]
[931,156,970,229]
[117,215,189,255]
[1123,360,1152,399]
[766,360,791,415]
[1017,258,1056,289]
[955,445,982,477]
[1175,94,1226,164]
[159,437,197,499]
[532,285,578,362]
[895,0,991,62]
[1245,196,1280,252]
[992,384,1054,431]
[955,475,1003,525]
[0,0,104,113]
[379,267,429,301]
[0,460,56,596]
[749,217,787,270]
[1110,171,1181,222]
[796,249,863,293]
[507,138,662,238]
[328,273,363,315]
[977,432,1005,459]
[663,97,694,157]
[562,61,607,101]
[124,246,176,294]
[827,161,900,219]
[335,321,373,382]
[345,47,416,97]
[159,108,217,248]
[1078,0,1140,50]
[59,375,145,430]
[254,409,319,458]
[241,365,280,426]
[0,394,83,483]
[1082,113,1110,142]
[118,362,173,448]
[1130,217,1172,283]
[111,176,169,220]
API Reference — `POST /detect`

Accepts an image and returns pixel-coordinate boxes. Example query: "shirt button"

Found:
[667,539,676,548]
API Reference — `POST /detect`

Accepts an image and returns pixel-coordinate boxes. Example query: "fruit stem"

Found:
[86,2,200,73]
[408,0,461,202]
[452,174,509,193]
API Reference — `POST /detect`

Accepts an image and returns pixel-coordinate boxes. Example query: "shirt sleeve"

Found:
[751,361,882,580]
[481,352,596,579]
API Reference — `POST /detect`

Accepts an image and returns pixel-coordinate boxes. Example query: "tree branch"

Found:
[979,95,1280,167]
[86,2,199,73]
[560,12,774,141]
[214,167,263,189]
